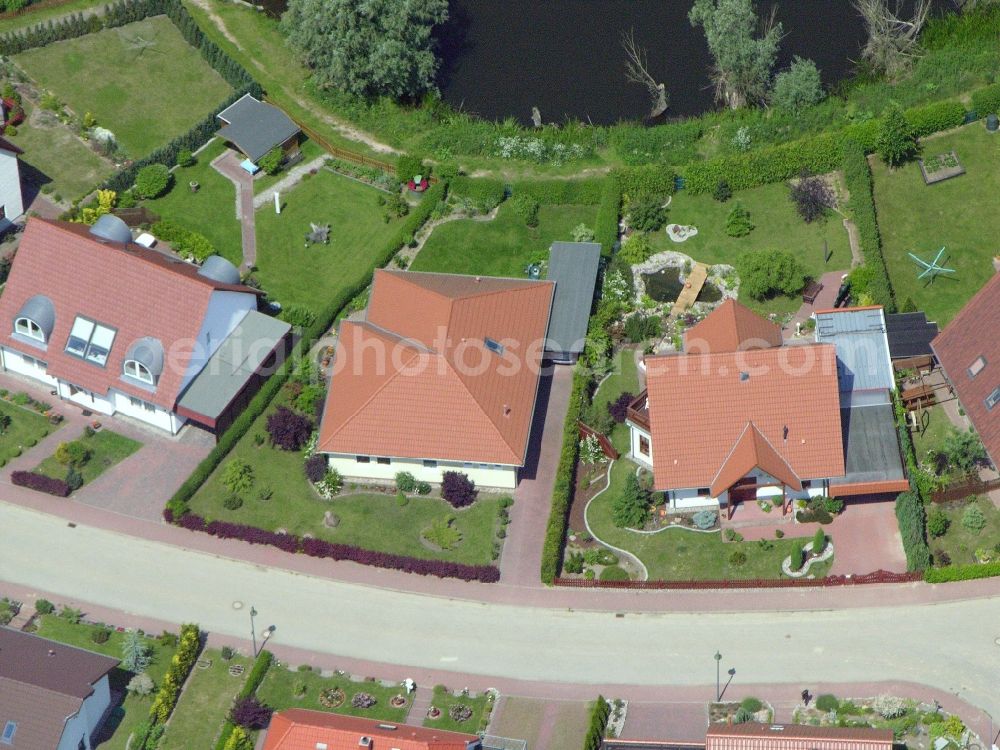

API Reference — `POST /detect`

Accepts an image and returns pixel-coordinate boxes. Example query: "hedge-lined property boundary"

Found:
[594,178,621,258]
[11,469,70,496]
[137,623,203,750]
[554,570,923,589]
[212,649,274,750]
[925,561,1000,583]
[583,696,611,750]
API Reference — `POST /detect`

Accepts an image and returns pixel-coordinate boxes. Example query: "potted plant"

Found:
[189,181,199,193]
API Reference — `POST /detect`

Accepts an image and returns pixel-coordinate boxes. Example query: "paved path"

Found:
[251,155,327,210]
[502,366,573,585]
[212,149,256,269]
[783,270,848,337]
[844,218,864,268]
[3,502,1000,727]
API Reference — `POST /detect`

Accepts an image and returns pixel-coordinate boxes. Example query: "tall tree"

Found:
[612,472,650,529]
[620,28,669,118]
[121,629,151,673]
[689,0,783,109]
[770,56,825,111]
[281,0,449,101]
[877,103,916,166]
[854,0,931,79]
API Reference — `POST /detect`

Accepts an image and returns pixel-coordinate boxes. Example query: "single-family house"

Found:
[544,241,602,363]
[931,271,1000,469]
[0,216,291,435]
[626,300,907,513]
[217,93,301,169]
[318,269,554,489]
[263,709,481,750]
[0,136,24,232]
[0,627,120,750]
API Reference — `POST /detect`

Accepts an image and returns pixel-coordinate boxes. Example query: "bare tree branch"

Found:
[854,0,931,78]
[621,28,669,118]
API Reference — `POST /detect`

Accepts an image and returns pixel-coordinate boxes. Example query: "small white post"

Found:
[274,191,281,215]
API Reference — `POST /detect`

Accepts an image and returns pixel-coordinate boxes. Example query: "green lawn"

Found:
[12,96,111,201]
[424,686,492,732]
[647,180,853,315]
[160,648,251,750]
[14,16,232,156]
[252,138,325,196]
[34,428,141,485]
[36,615,178,750]
[187,388,505,565]
[254,167,407,311]
[0,398,54,464]
[591,348,641,454]
[874,123,1000,326]
[412,201,596,278]
[586,459,832,581]
[258,666,409,723]
[910,404,955,460]
[927,495,1000,566]
[144,139,243,266]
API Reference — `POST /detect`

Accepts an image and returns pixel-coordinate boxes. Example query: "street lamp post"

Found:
[250,606,258,657]
[714,651,722,701]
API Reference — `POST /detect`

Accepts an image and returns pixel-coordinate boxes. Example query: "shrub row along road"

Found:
[3,501,999,720]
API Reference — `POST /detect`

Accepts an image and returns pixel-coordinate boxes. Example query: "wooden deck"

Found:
[670,262,709,315]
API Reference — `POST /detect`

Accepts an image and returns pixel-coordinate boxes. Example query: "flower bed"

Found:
[319,688,345,708]
[918,150,966,185]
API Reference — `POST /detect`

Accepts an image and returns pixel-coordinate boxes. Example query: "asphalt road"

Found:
[4,502,999,719]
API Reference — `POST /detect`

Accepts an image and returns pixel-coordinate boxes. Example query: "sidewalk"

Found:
[212,149,256,269]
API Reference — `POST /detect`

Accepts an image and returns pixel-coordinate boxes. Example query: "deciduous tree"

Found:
[771,56,824,111]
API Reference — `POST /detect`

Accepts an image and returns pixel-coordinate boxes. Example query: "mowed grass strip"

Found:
[0,399,56,463]
[258,666,409,723]
[34,428,141,485]
[14,15,232,156]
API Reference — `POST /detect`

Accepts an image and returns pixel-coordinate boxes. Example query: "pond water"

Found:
[643,267,723,304]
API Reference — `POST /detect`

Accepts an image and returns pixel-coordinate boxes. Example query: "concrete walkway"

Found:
[211,149,256,269]
[251,155,327,211]
[783,269,848,337]
[404,685,433,726]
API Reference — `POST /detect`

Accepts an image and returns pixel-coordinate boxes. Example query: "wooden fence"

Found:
[554,569,922,590]
[931,475,1000,503]
[578,421,619,460]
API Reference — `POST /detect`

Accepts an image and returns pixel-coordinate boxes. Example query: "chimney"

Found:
[503,404,511,418]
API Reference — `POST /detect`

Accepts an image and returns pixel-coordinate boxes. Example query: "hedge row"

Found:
[166,181,447,521]
[540,365,590,585]
[583,696,611,750]
[11,470,70,497]
[611,164,676,199]
[212,649,274,750]
[594,178,621,258]
[449,176,505,212]
[895,490,931,572]
[682,95,972,195]
[841,140,895,311]
[508,177,606,205]
[925,561,1000,583]
[169,511,500,582]
[971,83,1000,117]
[139,623,202,749]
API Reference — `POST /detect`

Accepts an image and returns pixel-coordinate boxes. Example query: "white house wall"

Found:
[326,454,518,490]
[180,291,255,390]
[627,422,653,466]
[112,389,185,433]
[1,346,58,386]
[56,675,111,750]
[0,149,24,231]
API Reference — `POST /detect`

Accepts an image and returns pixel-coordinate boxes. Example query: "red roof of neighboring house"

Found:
[318,270,554,466]
[705,722,893,750]
[644,343,844,491]
[931,272,1000,468]
[683,299,783,354]
[262,709,479,750]
[0,218,256,411]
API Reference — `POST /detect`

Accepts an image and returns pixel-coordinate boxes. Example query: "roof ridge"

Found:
[359,319,436,354]
[750,422,800,485]
[710,421,754,491]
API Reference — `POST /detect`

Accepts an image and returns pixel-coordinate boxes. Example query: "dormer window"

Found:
[65,316,116,367]
[124,360,154,384]
[15,317,44,341]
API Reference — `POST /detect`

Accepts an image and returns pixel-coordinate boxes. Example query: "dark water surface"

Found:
[437,0,871,125]
[643,267,723,303]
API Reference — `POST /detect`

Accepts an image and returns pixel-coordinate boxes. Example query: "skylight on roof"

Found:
[986,386,1000,412]
[485,337,504,356]
[1,721,15,745]
[65,316,116,367]
[968,356,987,378]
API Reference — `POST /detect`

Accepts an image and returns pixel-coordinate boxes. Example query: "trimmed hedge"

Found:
[168,512,500,582]
[971,83,1000,116]
[583,696,611,750]
[895,490,931,572]
[904,100,966,137]
[139,623,202,748]
[213,650,274,750]
[925,561,1000,583]
[611,165,676,199]
[11,470,70,497]
[509,177,606,205]
[449,176,505,212]
[594,178,621,257]
[841,140,895,311]
[540,365,590,585]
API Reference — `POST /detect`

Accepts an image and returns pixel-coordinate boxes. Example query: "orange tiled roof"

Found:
[710,422,802,497]
[318,270,554,465]
[262,709,479,750]
[644,343,844,491]
[683,298,783,354]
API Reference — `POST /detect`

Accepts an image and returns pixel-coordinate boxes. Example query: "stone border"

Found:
[782,540,835,578]
[582,460,650,581]
[918,150,966,185]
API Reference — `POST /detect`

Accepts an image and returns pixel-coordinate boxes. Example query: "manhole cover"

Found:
[232,601,244,610]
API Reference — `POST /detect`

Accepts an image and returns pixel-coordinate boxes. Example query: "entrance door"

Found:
[727,477,758,518]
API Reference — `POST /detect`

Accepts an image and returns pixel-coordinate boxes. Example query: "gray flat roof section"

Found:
[830,402,905,485]
[177,311,290,419]
[217,93,300,163]
[885,312,939,359]
[815,308,894,393]
[545,242,601,355]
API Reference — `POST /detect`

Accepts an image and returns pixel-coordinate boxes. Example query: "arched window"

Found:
[14,317,44,342]
[123,359,154,385]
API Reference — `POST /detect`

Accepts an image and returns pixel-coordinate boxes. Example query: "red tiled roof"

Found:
[706,722,893,749]
[683,299,783,354]
[829,479,911,497]
[711,422,802,497]
[644,344,844,491]
[931,272,1000,468]
[262,709,479,750]
[318,270,554,465]
[0,218,256,411]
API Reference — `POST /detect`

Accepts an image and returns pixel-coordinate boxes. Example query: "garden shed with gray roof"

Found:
[217,93,301,164]
[544,241,601,363]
